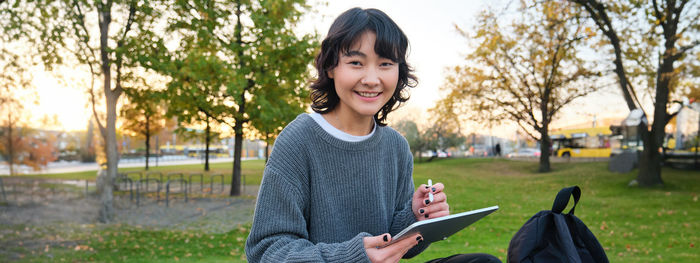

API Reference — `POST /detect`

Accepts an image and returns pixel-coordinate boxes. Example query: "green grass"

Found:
[12,224,251,262]
[4,158,699,262]
[405,158,699,262]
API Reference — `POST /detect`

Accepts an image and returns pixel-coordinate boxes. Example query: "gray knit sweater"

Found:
[245,113,428,262]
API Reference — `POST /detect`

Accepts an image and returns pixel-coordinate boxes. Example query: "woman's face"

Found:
[328,31,399,120]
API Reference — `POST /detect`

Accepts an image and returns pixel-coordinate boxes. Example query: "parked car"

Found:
[506,148,541,158]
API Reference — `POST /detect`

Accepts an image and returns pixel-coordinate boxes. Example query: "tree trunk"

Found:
[539,130,551,173]
[145,114,150,170]
[230,0,244,196]
[637,139,663,186]
[231,122,243,196]
[539,79,552,172]
[97,2,119,223]
[636,38,676,186]
[264,132,270,163]
[205,117,210,171]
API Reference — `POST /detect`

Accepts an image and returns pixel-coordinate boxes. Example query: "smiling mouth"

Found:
[356,91,381,98]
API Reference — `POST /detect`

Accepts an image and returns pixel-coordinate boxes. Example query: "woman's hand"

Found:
[412,182,449,221]
[364,233,422,263]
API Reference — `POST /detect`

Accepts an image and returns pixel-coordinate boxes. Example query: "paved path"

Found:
[0,157,260,175]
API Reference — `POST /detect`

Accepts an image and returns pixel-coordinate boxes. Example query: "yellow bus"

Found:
[550,127,612,158]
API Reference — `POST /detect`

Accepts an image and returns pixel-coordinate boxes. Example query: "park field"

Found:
[2,158,698,262]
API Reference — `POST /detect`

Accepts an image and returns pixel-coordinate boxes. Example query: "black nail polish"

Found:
[419,209,424,214]
[425,186,429,189]
[432,187,436,192]
[383,235,388,242]
[416,236,422,241]
[418,237,424,243]
[425,214,429,218]
[425,199,430,205]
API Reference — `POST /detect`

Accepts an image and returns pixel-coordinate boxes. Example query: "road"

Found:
[0,156,259,175]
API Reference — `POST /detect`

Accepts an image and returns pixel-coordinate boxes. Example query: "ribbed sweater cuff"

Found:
[394,200,418,233]
[328,232,372,263]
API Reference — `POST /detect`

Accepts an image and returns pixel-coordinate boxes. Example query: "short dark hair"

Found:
[310,8,417,126]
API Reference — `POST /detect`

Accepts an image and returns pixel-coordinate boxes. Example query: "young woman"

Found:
[245,8,500,263]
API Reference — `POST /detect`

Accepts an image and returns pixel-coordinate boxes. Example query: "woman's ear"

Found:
[327,69,334,79]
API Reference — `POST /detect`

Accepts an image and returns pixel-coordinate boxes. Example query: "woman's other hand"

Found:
[412,182,449,221]
[364,233,422,263]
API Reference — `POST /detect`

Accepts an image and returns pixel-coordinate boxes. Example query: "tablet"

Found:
[384,206,499,246]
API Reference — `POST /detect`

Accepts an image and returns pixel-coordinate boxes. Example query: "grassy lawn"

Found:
[406,158,699,262]
[5,158,698,262]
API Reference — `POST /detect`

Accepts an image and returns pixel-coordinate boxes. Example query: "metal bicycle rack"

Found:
[137,178,162,204]
[167,172,184,182]
[145,171,163,184]
[0,177,6,203]
[114,177,134,201]
[123,171,143,183]
[143,171,163,193]
[209,174,225,193]
[165,178,189,207]
[189,173,204,192]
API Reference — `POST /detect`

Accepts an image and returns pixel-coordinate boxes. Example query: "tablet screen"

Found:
[384,206,499,246]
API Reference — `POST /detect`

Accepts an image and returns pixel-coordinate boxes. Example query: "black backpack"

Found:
[507,186,609,263]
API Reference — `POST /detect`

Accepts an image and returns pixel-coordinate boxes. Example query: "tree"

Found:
[569,0,699,186]
[1,1,37,175]
[394,119,465,162]
[437,1,601,172]
[173,116,224,172]
[394,119,423,158]
[4,0,161,222]
[0,94,59,174]
[0,126,59,174]
[120,87,167,170]
[144,0,317,196]
[0,96,25,175]
[248,76,310,163]
[147,45,232,171]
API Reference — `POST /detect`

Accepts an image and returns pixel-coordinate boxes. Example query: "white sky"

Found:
[25,0,631,138]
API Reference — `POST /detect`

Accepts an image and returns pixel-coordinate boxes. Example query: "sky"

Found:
[24,0,631,138]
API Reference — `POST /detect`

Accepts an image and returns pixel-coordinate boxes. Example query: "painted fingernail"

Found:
[432,187,436,192]
[416,236,422,241]
[383,235,388,242]
[419,209,424,214]
[425,199,430,205]
[425,186,429,189]
[425,214,429,218]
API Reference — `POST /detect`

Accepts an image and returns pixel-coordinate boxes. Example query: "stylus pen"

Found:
[428,179,434,203]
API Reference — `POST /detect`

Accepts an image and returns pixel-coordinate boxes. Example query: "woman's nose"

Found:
[361,67,380,86]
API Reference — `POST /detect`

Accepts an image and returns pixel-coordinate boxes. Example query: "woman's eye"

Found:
[381,62,394,67]
[349,61,362,66]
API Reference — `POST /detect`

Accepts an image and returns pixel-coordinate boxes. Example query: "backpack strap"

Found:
[552,186,581,214]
